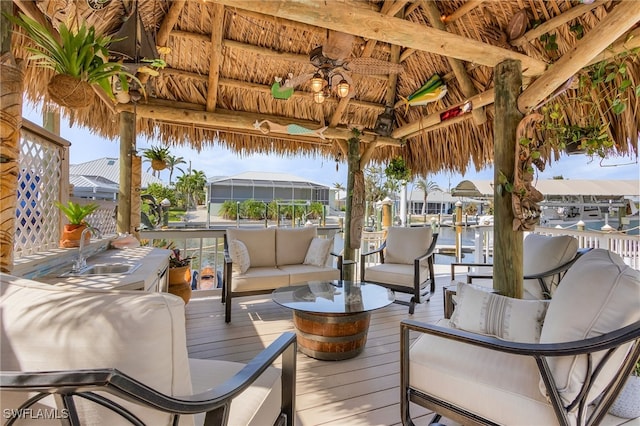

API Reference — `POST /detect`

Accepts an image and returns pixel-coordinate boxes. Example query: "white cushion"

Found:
[410,319,560,425]
[0,274,193,426]
[385,227,433,265]
[450,283,549,343]
[364,263,430,288]
[523,233,578,299]
[304,237,333,267]
[189,359,281,426]
[278,264,340,285]
[227,228,276,267]
[276,227,317,266]
[230,266,290,292]
[229,239,251,274]
[539,249,640,406]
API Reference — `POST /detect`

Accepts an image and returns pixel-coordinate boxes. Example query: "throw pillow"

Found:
[304,237,333,267]
[450,283,550,343]
[229,239,250,274]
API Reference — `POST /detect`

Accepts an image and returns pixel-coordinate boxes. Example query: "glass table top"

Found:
[272,280,395,314]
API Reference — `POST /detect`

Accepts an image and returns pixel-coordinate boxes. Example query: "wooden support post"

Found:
[117,112,135,235]
[493,60,523,298]
[343,133,364,281]
[0,1,23,273]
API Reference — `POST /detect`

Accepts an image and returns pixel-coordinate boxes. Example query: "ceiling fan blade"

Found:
[345,58,404,75]
[284,73,315,88]
[322,30,355,60]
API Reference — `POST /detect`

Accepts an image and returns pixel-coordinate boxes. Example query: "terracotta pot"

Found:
[168,266,192,304]
[60,224,90,248]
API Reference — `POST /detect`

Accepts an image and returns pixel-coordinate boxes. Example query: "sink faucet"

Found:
[73,226,102,272]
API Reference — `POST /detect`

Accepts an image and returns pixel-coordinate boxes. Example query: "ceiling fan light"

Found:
[311,74,324,93]
[313,91,325,104]
[337,79,350,98]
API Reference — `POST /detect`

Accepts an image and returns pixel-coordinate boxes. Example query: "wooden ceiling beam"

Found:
[209,0,547,76]
[422,0,486,126]
[511,0,607,47]
[586,27,640,67]
[206,4,224,112]
[116,102,401,146]
[441,0,486,24]
[392,88,495,139]
[156,0,186,47]
[518,1,640,113]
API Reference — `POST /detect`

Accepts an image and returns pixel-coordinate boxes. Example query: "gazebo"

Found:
[1,0,638,296]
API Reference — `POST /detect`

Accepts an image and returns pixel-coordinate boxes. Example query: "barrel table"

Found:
[272,281,395,360]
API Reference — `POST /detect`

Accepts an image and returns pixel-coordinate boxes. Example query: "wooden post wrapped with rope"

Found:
[0,3,23,273]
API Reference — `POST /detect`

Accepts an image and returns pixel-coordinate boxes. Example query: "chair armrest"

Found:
[361,241,386,258]
[329,252,344,280]
[415,233,439,264]
[1,333,298,424]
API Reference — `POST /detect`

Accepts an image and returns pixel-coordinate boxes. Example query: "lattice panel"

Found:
[15,132,62,257]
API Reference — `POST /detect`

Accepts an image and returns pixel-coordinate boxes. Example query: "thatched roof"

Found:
[11,0,640,177]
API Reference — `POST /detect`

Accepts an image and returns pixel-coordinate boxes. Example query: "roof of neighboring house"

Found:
[453,180,640,198]
[70,158,162,188]
[209,171,328,189]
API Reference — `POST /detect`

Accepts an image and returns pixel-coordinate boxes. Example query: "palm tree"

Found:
[415,178,441,215]
[176,170,207,209]
[166,155,187,185]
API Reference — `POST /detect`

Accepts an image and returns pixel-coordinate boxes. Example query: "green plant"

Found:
[169,248,195,268]
[385,157,411,183]
[634,359,640,377]
[7,12,140,100]
[55,201,99,225]
[142,146,170,161]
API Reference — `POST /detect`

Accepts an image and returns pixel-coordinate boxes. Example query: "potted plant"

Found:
[7,12,140,108]
[143,146,170,171]
[385,156,411,183]
[168,248,194,304]
[55,201,99,248]
[609,359,640,419]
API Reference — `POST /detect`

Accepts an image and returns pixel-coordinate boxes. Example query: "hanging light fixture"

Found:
[337,79,350,98]
[313,91,325,104]
[310,73,325,93]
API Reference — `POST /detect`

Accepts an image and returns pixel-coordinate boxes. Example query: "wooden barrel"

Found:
[292,311,371,360]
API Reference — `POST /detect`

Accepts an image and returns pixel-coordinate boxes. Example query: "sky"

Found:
[24,102,639,192]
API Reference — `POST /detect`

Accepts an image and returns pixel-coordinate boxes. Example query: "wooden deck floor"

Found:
[184,267,638,426]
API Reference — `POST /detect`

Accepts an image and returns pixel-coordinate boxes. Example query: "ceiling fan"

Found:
[284,30,404,104]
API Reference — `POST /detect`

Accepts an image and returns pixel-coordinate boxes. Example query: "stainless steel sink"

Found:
[60,263,142,277]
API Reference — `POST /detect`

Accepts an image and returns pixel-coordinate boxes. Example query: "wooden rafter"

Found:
[392,89,495,139]
[156,0,186,47]
[510,0,606,47]
[116,102,401,146]
[441,0,486,24]
[518,1,640,113]
[422,0,486,126]
[209,0,547,76]
[206,4,224,112]
[586,27,640,67]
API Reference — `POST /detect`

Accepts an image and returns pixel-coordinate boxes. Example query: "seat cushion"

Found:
[450,283,550,343]
[385,226,433,265]
[278,264,340,285]
[189,359,281,426]
[364,263,429,289]
[227,228,276,267]
[523,233,578,299]
[0,274,193,426]
[231,267,289,292]
[410,319,560,425]
[276,227,316,266]
[539,249,640,406]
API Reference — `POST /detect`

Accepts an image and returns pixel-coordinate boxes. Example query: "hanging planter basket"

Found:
[151,159,167,171]
[47,74,94,108]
